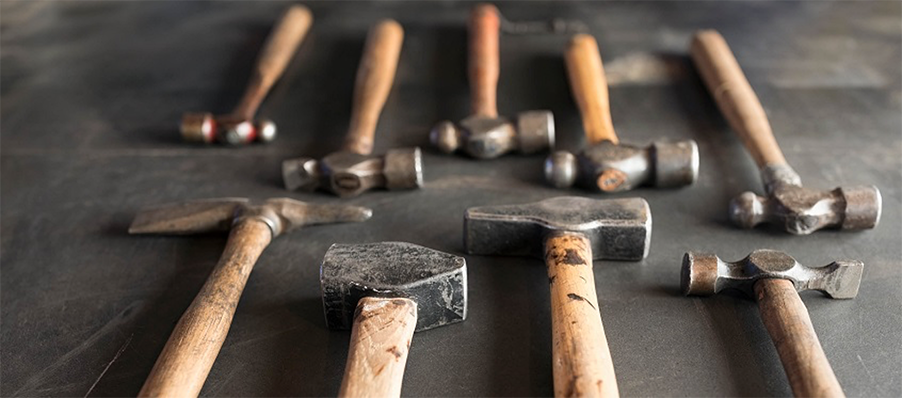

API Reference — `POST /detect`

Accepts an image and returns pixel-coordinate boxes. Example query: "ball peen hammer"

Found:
[181,6,312,145]
[690,30,881,234]
[546,34,699,192]
[130,198,371,397]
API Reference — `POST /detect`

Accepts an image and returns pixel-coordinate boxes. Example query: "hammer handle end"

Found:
[565,34,619,145]
[469,4,501,118]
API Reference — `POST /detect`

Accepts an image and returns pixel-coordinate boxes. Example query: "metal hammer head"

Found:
[430,111,555,159]
[545,140,698,192]
[321,242,467,332]
[465,196,651,260]
[681,250,863,299]
[181,113,277,145]
[282,147,423,197]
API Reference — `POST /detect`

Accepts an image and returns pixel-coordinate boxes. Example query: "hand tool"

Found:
[690,30,882,234]
[683,249,862,397]
[321,242,467,398]
[430,4,555,159]
[130,198,371,397]
[546,34,698,192]
[282,20,421,197]
[465,196,651,397]
[181,6,312,145]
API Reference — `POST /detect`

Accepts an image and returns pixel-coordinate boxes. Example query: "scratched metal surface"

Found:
[1,1,900,397]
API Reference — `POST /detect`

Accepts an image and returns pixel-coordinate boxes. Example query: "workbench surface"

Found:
[2,1,900,396]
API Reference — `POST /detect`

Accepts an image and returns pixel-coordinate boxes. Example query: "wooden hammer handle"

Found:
[690,30,787,167]
[338,297,418,398]
[755,278,845,398]
[138,220,272,398]
[469,4,501,118]
[565,34,619,145]
[545,233,619,398]
[232,5,313,120]
[343,20,404,155]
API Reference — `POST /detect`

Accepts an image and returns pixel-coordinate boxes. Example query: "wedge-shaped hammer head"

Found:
[321,242,467,331]
[465,196,651,260]
[282,148,423,197]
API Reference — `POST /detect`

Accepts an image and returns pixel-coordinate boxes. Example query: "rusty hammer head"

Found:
[181,113,277,146]
[682,249,863,299]
[282,147,423,198]
[465,196,651,260]
[321,242,467,332]
[430,111,555,159]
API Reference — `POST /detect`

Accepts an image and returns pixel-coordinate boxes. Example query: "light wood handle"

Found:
[565,34,619,145]
[690,30,787,167]
[755,278,845,398]
[138,220,273,398]
[232,5,313,120]
[469,4,500,118]
[342,20,404,155]
[545,233,619,398]
[338,297,418,398]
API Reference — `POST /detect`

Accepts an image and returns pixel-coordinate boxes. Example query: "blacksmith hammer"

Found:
[546,34,699,192]
[683,250,862,397]
[130,198,371,397]
[691,30,882,234]
[282,20,422,197]
[321,242,467,398]
[181,6,313,145]
[466,196,651,397]
[430,4,555,159]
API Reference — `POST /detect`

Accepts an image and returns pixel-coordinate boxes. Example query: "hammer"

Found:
[691,30,882,234]
[130,198,371,397]
[430,4,555,159]
[282,20,422,197]
[546,35,699,192]
[321,242,467,398]
[682,249,862,397]
[181,6,312,145]
[465,196,651,397]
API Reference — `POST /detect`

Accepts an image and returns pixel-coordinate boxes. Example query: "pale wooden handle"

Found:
[469,3,500,118]
[343,20,404,155]
[755,278,845,398]
[338,297,418,398]
[232,5,313,120]
[690,30,787,167]
[545,234,619,398]
[138,221,272,398]
[565,34,618,145]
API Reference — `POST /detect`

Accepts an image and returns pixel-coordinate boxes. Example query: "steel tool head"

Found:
[465,196,651,260]
[181,113,277,145]
[430,111,555,159]
[282,148,423,197]
[321,242,467,331]
[681,250,863,299]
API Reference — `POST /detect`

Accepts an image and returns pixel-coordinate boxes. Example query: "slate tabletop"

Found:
[2,1,900,397]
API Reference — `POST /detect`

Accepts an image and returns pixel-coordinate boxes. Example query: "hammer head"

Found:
[181,113,277,145]
[282,147,423,197]
[681,250,863,299]
[430,111,555,159]
[545,140,698,192]
[321,242,467,332]
[465,196,651,260]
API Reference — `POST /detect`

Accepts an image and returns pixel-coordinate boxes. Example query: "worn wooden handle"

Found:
[138,220,273,398]
[469,3,500,117]
[565,34,619,145]
[755,278,845,398]
[232,5,313,120]
[545,233,619,398]
[342,20,404,155]
[338,297,418,398]
[690,30,787,167]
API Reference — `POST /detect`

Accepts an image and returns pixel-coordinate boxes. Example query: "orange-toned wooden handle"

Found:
[565,34,619,145]
[690,30,787,167]
[343,20,404,155]
[755,279,845,398]
[469,4,500,118]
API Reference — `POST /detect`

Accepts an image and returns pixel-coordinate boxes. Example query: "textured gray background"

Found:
[2,1,900,397]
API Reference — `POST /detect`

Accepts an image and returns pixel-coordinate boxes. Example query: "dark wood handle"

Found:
[545,233,619,398]
[755,278,845,398]
[690,30,787,167]
[565,34,619,145]
[469,4,500,118]
[138,220,272,398]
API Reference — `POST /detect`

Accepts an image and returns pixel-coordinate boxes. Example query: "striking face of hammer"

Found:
[321,242,467,398]
[130,198,371,398]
